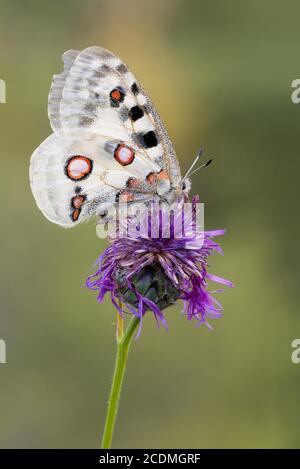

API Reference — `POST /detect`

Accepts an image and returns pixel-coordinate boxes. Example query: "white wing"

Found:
[30,46,182,227]
[30,130,161,227]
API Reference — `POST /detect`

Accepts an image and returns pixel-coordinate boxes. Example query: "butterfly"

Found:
[29,46,203,228]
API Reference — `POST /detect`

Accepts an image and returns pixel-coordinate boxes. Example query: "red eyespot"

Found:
[70,194,87,222]
[157,170,169,180]
[110,87,125,104]
[111,89,122,100]
[65,156,93,181]
[72,209,81,221]
[146,170,170,185]
[127,177,141,188]
[146,172,157,185]
[114,144,135,166]
[71,195,86,209]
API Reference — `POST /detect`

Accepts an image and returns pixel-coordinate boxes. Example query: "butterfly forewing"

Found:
[30,46,182,227]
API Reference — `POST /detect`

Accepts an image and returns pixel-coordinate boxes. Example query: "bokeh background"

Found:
[1,0,300,448]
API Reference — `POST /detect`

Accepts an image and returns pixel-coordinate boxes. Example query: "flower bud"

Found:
[114,264,180,311]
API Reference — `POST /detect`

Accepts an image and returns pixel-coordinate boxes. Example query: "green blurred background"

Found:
[1,0,300,448]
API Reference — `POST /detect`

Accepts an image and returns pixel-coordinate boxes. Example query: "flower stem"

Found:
[101,314,140,449]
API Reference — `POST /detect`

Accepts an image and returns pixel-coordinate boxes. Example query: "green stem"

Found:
[101,315,140,449]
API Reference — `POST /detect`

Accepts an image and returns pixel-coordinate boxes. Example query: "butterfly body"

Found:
[30,47,189,227]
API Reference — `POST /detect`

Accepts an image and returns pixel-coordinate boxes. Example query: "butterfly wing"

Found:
[30,46,182,227]
[48,49,80,131]
[50,46,182,187]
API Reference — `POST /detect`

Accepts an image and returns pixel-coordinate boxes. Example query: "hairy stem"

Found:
[101,315,140,449]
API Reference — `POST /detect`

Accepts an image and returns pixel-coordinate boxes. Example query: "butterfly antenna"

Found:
[187,158,213,179]
[182,148,203,182]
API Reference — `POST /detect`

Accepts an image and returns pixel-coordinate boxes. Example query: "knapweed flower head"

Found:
[86,196,233,334]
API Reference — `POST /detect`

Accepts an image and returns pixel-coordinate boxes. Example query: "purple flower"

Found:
[86,196,233,334]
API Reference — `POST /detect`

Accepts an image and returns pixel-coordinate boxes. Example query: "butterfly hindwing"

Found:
[29,131,161,227]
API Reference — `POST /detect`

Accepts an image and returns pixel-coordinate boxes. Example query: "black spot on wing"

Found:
[93,64,113,79]
[116,63,128,74]
[101,63,112,73]
[137,130,158,148]
[131,82,139,95]
[129,105,144,122]
[93,69,105,79]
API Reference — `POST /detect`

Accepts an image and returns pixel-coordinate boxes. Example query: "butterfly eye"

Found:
[182,182,186,190]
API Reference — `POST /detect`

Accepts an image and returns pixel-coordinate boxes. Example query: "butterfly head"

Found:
[180,177,191,194]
